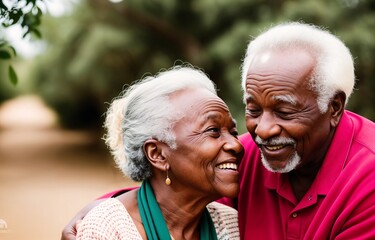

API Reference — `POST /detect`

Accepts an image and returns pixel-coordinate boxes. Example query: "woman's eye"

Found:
[204,128,221,138]
[206,128,219,133]
[230,130,239,138]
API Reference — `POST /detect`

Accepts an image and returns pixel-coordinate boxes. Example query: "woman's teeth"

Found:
[218,163,237,170]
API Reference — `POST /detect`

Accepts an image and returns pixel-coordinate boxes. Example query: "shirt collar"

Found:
[314,110,354,195]
[263,111,354,197]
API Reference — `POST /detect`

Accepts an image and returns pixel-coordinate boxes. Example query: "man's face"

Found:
[244,48,334,173]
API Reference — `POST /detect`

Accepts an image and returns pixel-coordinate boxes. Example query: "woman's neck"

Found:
[118,181,214,240]
[153,182,213,240]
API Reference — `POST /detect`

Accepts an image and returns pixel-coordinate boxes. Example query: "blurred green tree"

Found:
[0,0,44,86]
[29,0,375,131]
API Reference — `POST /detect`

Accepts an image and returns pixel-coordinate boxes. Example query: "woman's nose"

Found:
[223,134,244,154]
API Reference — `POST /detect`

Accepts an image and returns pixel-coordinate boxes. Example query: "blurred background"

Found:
[0,0,374,239]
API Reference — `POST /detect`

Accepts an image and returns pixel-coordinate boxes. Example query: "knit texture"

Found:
[77,198,239,239]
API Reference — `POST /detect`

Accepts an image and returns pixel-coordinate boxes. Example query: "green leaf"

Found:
[0,50,11,59]
[0,1,7,10]
[9,9,22,24]
[22,27,29,38]
[9,46,17,56]
[37,6,43,17]
[8,65,18,85]
[31,28,42,38]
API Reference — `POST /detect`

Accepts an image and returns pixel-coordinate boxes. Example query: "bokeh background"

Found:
[0,0,374,239]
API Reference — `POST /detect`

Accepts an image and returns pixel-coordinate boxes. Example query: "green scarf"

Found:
[137,180,218,240]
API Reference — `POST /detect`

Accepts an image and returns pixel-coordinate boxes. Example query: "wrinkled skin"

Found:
[244,48,344,199]
[62,87,244,240]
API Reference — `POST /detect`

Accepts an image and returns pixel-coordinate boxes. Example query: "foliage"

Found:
[0,0,44,85]
[26,0,375,130]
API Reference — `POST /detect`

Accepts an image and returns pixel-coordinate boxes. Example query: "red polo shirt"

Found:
[100,111,375,239]
[237,110,375,239]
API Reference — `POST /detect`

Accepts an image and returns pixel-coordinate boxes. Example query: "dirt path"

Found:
[0,96,138,240]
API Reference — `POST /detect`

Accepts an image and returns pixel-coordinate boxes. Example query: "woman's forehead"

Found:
[170,88,232,124]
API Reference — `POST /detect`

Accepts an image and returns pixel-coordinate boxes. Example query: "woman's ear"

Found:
[143,139,169,171]
[330,91,346,127]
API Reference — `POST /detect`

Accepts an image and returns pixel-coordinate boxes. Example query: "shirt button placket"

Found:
[287,212,301,239]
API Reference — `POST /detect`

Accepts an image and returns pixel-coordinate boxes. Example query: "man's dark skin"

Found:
[61,92,345,240]
[287,92,344,201]
[243,47,343,203]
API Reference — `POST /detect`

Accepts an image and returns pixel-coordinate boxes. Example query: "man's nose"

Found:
[254,112,281,140]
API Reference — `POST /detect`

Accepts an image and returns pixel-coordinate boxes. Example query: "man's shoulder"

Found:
[238,132,261,165]
[239,132,258,151]
[239,132,253,143]
[330,111,375,166]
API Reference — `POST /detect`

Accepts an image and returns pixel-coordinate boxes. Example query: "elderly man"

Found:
[62,22,375,240]
[236,22,375,239]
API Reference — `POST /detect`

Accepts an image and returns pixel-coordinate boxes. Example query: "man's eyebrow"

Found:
[243,92,254,103]
[273,95,297,105]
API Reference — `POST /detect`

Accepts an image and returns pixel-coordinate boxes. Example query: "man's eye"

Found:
[276,110,294,119]
[246,109,261,117]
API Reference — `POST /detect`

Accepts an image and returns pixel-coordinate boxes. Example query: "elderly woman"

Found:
[76,66,243,240]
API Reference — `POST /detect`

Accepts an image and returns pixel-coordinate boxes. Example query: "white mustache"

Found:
[255,136,296,146]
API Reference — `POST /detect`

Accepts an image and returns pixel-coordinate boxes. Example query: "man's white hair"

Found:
[103,65,217,181]
[241,22,355,112]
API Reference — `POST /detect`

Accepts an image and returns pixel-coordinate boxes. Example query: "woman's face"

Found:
[166,88,243,200]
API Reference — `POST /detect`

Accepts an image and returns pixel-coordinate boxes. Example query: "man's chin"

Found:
[264,163,292,173]
[260,153,300,173]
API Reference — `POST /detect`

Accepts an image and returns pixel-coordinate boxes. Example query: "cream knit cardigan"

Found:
[77,198,239,240]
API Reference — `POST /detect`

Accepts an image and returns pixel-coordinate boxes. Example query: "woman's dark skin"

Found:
[66,87,243,240]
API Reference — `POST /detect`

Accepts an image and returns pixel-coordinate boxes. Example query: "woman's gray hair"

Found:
[241,22,355,113]
[104,65,217,181]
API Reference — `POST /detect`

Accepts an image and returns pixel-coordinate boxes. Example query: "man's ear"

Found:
[329,91,346,127]
[143,139,169,171]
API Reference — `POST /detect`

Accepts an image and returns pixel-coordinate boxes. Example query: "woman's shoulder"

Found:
[76,198,142,240]
[91,197,126,213]
[82,198,128,223]
[207,202,239,239]
[207,201,238,215]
